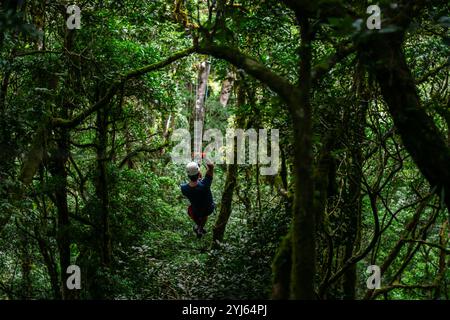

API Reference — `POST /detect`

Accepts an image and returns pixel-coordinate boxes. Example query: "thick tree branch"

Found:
[195,43,297,103]
[119,143,169,169]
[124,47,195,79]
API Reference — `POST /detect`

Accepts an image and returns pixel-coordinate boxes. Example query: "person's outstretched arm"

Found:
[206,162,214,177]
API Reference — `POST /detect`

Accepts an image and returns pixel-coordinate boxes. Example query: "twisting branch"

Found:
[321,190,381,291]
[400,239,450,254]
[368,204,442,299]
[119,143,169,169]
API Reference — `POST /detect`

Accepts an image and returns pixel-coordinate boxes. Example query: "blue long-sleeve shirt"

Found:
[181,174,215,216]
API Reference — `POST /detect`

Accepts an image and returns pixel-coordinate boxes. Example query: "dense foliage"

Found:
[0,0,448,300]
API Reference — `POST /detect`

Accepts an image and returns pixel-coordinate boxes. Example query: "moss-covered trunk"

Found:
[212,163,238,246]
[95,106,112,267]
[272,232,292,299]
[289,16,315,300]
[48,124,71,300]
[211,81,244,247]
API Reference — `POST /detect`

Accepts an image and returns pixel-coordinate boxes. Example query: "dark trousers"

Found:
[187,205,213,227]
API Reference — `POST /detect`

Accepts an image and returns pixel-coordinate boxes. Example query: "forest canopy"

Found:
[0,0,449,300]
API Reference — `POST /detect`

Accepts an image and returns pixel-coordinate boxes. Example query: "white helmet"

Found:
[186,162,200,176]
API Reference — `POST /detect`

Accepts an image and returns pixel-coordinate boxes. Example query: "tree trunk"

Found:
[272,232,292,299]
[48,26,76,301]
[289,16,315,300]
[342,62,367,300]
[48,126,71,300]
[192,60,210,161]
[19,230,32,299]
[211,80,243,247]
[212,162,238,247]
[95,106,112,267]
[35,225,61,299]
[219,71,235,107]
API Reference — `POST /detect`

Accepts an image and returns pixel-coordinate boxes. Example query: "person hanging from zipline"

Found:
[181,159,215,238]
